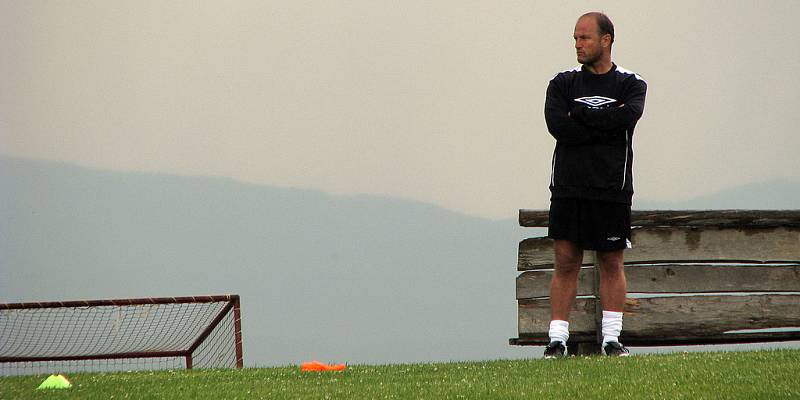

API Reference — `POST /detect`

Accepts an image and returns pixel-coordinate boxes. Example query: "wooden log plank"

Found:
[518,294,800,338]
[624,294,800,338]
[520,209,800,228]
[516,268,594,299]
[630,210,800,229]
[518,227,800,270]
[626,227,800,263]
[511,332,800,347]
[518,210,549,227]
[517,237,596,270]
[516,264,800,299]
[518,298,596,336]
[626,263,800,293]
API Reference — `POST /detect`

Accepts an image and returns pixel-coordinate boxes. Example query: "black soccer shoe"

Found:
[603,341,630,357]
[543,341,567,359]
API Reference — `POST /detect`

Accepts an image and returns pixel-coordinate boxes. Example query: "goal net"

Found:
[0,294,243,376]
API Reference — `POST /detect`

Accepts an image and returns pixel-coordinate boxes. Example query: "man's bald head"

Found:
[579,12,614,48]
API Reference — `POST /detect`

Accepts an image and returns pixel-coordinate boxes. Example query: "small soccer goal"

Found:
[0,294,243,376]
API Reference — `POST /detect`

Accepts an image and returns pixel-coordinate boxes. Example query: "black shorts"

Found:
[547,198,631,251]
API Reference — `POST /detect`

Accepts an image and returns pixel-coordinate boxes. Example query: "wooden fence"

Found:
[510,210,800,355]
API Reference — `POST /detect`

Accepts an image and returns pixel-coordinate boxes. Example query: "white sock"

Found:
[602,310,623,344]
[548,320,569,345]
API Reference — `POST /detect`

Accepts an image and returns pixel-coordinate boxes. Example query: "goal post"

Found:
[0,294,243,376]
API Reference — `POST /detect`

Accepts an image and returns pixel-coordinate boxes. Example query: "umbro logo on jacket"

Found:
[574,96,617,107]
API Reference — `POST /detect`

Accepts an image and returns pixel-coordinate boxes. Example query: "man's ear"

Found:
[602,33,611,48]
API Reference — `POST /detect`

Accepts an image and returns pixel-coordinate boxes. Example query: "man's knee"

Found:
[554,240,583,276]
[597,249,625,275]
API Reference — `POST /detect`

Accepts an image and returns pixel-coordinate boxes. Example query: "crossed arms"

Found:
[544,76,647,145]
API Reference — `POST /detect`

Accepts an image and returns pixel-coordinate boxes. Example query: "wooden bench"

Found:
[509,210,800,355]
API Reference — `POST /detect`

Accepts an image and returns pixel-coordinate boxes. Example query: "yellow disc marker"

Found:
[37,374,72,389]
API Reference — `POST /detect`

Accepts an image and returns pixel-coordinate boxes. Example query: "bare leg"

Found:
[550,240,583,321]
[597,249,626,312]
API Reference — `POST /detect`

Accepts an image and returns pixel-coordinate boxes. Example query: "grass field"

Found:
[3,349,800,399]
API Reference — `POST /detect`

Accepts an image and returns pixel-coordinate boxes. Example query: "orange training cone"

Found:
[300,360,347,372]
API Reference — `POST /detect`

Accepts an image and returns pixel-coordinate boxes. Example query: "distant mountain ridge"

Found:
[2,155,797,366]
[0,155,522,366]
[635,180,800,210]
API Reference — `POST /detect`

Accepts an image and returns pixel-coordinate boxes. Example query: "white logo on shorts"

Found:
[607,237,621,241]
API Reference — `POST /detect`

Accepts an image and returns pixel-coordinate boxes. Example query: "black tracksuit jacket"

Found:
[545,63,647,205]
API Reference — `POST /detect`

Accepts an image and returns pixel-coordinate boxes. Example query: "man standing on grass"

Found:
[543,12,646,358]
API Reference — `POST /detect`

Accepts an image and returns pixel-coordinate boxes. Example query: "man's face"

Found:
[573,16,607,65]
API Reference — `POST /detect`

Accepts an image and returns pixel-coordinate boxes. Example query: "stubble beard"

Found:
[578,52,600,66]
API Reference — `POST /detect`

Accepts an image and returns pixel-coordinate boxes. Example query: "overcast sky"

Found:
[2,1,798,220]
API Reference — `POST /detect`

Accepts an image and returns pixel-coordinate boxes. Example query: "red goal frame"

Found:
[0,294,243,370]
